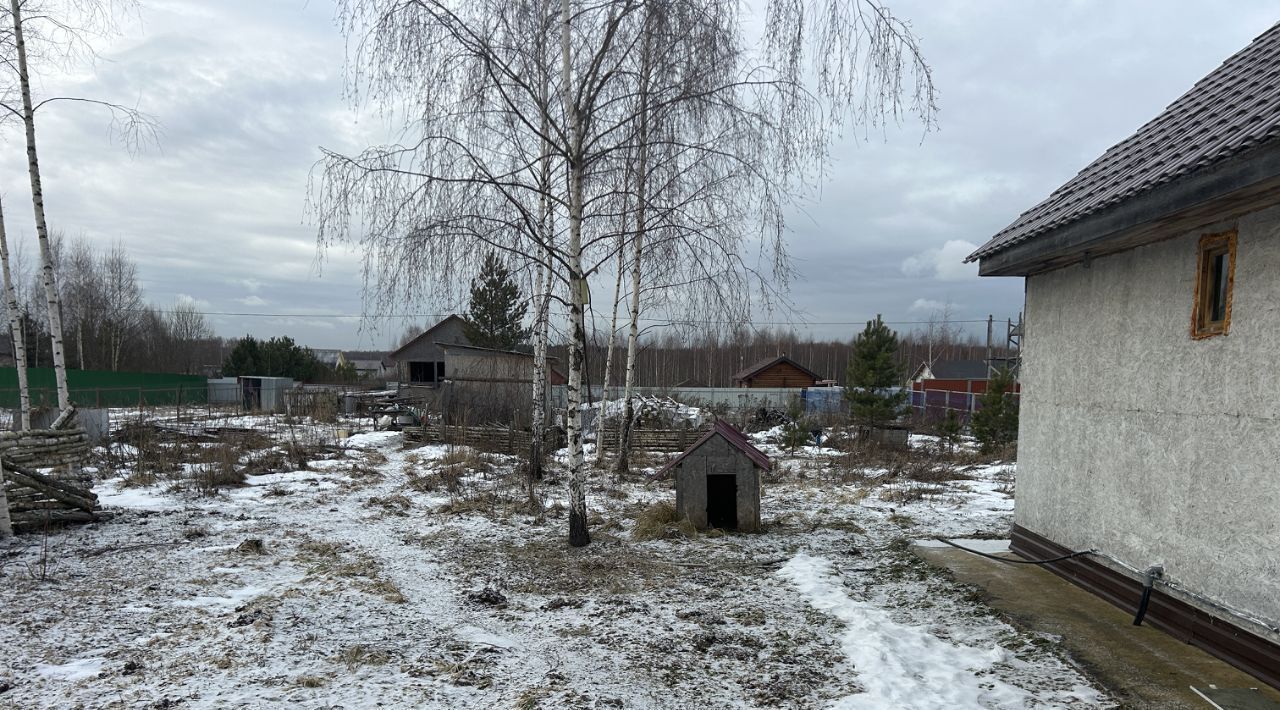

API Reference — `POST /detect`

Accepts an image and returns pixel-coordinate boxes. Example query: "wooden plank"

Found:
[2,461,97,512]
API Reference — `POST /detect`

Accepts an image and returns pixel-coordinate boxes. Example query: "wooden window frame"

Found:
[1190,230,1237,340]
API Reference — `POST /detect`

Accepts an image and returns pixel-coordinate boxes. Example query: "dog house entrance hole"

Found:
[706,474,738,530]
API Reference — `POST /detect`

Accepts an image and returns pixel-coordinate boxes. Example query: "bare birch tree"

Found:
[0,197,30,431]
[1,0,155,411]
[314,0,935,545]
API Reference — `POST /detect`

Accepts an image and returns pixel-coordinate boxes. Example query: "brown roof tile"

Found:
[969,22,1280,262]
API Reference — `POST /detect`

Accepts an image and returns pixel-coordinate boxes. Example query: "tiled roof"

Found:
[923,359,991,381]
[969,22,1280,263]
[653,420,772,478]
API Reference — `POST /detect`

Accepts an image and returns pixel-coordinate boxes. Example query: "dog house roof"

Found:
[653,420,772,478]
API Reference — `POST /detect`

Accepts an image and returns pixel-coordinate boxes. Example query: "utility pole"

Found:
[985,314,994,378]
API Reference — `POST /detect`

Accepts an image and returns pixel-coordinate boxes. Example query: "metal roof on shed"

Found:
[653,420,772,478]
[969,22,1280,263]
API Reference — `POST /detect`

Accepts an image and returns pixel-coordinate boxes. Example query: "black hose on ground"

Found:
[932,537,1096,565]
[1133,584,1153,626]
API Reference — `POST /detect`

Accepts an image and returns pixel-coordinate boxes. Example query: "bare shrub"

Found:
[193,444,247,495]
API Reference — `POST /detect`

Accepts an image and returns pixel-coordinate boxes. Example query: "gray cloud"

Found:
[0,0,1274,348]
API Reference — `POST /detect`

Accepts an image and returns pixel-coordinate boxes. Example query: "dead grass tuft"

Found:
[295,675,326,688]
[333,644,392,669]
[631,502,697,541]
[367,494,413,516]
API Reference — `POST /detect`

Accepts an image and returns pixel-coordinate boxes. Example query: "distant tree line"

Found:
[8,236,225,375]
[552,320,1014,391]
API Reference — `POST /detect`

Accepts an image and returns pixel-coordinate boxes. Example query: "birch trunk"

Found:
[528,256,549,484]
[613,222,644,477]
[0,198,31,431]
[612,20,652,478]
[11,0,71,412]
[593,238,625,467]
[0,462,10,538]
[561,0,589,547]
[528,49,555,487]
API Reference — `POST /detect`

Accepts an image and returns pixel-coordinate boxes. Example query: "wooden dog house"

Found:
[654,420,771,532]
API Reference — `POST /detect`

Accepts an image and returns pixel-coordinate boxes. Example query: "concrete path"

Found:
[914,545,1280,710]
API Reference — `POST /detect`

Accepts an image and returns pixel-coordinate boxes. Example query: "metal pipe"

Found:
[1133,565,1164,626]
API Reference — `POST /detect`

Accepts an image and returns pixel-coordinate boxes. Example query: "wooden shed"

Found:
[731,355,822,388]
[654,420,770,532]
[387,314,470,386]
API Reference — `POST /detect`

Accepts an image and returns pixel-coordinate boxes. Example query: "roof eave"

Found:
[976,141,1280,277]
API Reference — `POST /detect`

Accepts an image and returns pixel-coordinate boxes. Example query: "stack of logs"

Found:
[2,426,97,531]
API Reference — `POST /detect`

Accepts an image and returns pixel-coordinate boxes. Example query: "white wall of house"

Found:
[1018,203,1280,637]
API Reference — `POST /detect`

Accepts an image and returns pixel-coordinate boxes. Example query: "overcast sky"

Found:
[1,0,1275,349]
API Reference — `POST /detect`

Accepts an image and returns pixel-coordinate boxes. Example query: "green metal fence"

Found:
[0,368,208,408]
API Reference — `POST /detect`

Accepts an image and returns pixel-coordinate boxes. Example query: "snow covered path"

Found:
[778,553,1106,709]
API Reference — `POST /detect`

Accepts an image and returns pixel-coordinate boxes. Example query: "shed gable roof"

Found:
[653,420,772,478]
[389,315,469,360]
[731,355,821,383]
[969,22,1280,265]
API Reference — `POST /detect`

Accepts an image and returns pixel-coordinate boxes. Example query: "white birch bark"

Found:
[613,19,652,478]
[0,461,10,538]
[11,0,71,413]
[528,255,549,483]
[593,238,625,467]
[561,0,589,547]
[0,198,31,431]
[528,44,555,487]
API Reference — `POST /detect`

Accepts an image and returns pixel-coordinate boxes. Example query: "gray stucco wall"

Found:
[1018,204,1280,635]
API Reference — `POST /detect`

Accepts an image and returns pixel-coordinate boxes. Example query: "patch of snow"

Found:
[172,584,273,609]
[34,657,105,682]
[95,479,181,512]
[778,553,1036,709]
[344,430,402,449]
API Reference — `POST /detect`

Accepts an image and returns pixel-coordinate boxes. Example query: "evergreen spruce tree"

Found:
[972,367,1019,454]
[463,252,529,350]
[222,336,262,377]
[845,315,907,426]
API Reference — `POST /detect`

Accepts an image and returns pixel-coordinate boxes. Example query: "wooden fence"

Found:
[403,423,563,455]
[599,423,711,452]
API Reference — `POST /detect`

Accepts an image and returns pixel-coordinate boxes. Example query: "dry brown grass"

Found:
[333,644,392,669]
[631,502,697,541]
[367,494,413,516]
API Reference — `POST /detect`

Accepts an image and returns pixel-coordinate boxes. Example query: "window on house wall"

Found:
[1191,230,1237,339]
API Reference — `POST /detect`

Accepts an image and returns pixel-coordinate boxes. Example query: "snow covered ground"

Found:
[0,419,1113,709]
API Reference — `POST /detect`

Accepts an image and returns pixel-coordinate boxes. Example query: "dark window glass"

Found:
[1210,251,1228,322]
